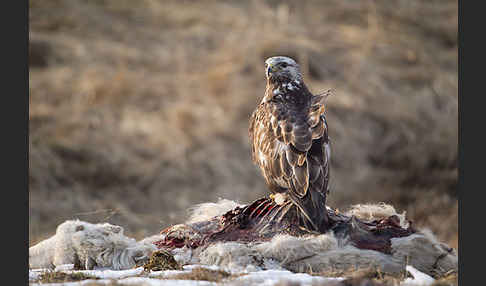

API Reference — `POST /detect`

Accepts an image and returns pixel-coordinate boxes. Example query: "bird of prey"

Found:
[249,56,331,233]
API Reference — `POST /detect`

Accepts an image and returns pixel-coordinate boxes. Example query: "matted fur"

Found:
[197,232,456,276]
[345,202,409,228]
[186,198,244,224]
[254,233,338,265]
[29,201,457,277]
[286,245,404,274]
[192,200,456,276]
[199,242,265,272]
[29,220,156,270]
[391,231,458,277]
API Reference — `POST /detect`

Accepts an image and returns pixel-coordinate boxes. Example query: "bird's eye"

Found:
[281,63,288,68]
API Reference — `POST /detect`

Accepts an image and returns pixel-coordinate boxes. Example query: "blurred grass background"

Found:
[29,0,458,249]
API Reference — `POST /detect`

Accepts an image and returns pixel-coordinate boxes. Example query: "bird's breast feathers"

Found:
[250,84,331,195]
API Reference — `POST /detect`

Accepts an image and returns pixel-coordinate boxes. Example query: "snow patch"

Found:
[233,269,343,286]
[28,264,441,286]
[403,265,436,286]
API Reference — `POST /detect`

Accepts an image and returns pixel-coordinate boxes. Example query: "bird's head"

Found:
[265,56,302,83]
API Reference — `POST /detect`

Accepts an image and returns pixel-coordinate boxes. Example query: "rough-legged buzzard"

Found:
[249,56,331,232]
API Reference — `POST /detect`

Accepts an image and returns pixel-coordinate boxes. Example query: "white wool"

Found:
[139,233,165,246]
[172,246,199,265]
[29,235,57,269]
[285,244,405,274]
[29,220,156,270]
[391,232,457,277]
[176,231,456,276]
[254,233,338,265]
[199,242,265,272]
[345,202,409,228]
[29,201,457,278]
[186,199,244,224]
[164,224,203,242]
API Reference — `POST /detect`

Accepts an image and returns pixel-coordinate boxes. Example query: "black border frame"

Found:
[7,0,28,283]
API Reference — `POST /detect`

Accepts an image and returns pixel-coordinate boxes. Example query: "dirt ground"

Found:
[29,0,458,249]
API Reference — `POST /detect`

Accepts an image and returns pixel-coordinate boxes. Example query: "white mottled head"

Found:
[265,56,302,83]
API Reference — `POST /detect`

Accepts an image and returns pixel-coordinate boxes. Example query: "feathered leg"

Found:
[287,181,330,233]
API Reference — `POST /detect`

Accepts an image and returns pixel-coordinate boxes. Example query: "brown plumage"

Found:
[249,56,331,232]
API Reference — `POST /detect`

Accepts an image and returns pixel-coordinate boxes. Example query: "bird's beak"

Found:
[266,64,277,77]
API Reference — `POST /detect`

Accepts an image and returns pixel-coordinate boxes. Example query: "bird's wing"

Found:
[249,89,331,231]
[252,90,330,201]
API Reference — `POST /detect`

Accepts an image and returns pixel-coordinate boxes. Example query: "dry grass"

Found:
[311,266,458,286]
[37,271,98,283]
[431,271,458,286]
[29,0,457,250]
[164,267,236,282]
[309,266,408,286]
